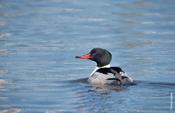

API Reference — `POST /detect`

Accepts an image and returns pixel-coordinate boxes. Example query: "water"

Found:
[0,0,175,113]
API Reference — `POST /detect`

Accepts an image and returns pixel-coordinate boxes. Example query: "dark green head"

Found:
[76,48,112,67]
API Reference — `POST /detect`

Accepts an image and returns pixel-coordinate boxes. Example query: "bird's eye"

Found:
[90,50,96,54]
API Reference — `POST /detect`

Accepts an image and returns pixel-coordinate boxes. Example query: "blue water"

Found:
[0,0,175,113]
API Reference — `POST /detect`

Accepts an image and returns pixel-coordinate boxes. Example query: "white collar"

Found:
[100,64,111,68]
[90,64,111,76]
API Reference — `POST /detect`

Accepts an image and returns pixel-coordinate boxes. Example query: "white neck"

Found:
[90,64,111,76]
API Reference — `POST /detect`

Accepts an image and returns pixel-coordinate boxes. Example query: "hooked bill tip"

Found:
[75,56,80,58]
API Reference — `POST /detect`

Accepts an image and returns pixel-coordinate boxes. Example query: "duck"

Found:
[76,48,134,86]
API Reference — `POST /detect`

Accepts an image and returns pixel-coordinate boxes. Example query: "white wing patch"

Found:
[120,72,134,82]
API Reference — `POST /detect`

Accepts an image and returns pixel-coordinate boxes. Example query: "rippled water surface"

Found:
[0,0,175,113]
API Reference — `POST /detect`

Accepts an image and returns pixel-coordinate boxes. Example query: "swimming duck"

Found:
[76,48,134,86]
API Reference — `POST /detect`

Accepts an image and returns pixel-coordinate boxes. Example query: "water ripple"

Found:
[0,49,8,56]
[0,108,21,113]
[0,33,11,39]
[0,21,6,26]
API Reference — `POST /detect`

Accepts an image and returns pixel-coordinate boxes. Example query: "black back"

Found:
[96,67,124,74]
[95,67,134,85]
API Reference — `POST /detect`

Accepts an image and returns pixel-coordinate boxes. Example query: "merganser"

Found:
[76,48,134,86]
